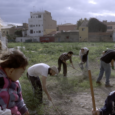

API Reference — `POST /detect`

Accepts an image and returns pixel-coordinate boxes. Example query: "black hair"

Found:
[68,51,73,54]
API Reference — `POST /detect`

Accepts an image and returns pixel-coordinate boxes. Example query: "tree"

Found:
[88,18,107,32]
[76,18,88,29]
[14,30,22,37]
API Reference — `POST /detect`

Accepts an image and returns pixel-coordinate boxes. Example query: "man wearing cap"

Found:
[79,47,89,70]
[58,51,75,77]
[96,50,115,87]
[27,63,58,104]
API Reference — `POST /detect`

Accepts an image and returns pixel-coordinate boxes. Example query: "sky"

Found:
[0,0,115,26]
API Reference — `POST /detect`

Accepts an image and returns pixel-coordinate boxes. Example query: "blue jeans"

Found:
[97,60,111,85]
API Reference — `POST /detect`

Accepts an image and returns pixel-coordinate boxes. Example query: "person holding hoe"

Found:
[79,47,89,70]
[92,90,115,115]
[58,51,75,77]
[96,50,115,87]
[27,63,58,105]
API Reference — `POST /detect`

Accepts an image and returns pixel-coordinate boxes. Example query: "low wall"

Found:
[88,32,113,42]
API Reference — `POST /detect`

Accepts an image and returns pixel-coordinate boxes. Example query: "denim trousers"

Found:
[97,60,111,85]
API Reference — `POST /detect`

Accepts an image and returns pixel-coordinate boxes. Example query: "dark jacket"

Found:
[99,91,115,115]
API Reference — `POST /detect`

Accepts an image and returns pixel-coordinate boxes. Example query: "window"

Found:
[31,16,32,18]
[39,31,41,33]
[30,30,33,34]
[39,25,40,26]
[36,25,37,26]
[82,28,85,31]
[7,31,8,34]
[38,15,41,18]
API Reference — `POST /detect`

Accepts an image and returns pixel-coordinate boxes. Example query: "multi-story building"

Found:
[103,20,115,32]
[1,25,15,37]
[27,10,56,39]
[79,20,88,41]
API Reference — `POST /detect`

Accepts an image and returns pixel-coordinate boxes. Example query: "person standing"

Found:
[96,50,115,87]
[79,47,89,70]
[27,63,58,104]
[58,51,75,77]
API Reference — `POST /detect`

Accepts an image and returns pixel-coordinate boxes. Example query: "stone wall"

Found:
[88,32,113,42]
[55,31,79,42]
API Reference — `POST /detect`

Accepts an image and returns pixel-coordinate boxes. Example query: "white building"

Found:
[27,10,56,41]
[16,10,57,42]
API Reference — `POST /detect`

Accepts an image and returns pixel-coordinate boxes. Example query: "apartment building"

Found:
[1,25,15,37]
[103,20,115,32]
[27,10,56,38]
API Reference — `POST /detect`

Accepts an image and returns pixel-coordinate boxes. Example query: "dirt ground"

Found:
[44,61,115,115]
[44,78,115,115]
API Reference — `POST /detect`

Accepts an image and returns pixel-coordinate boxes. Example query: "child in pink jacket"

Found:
[0,49,29,115]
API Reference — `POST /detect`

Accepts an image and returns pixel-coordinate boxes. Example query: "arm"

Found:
[70,56,75,69]
[111,59,114,69]
[16,81,29,115]
[71,62,75,69]
[41,76,52,101]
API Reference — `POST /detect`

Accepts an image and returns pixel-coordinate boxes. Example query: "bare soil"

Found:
[44,61,115,115]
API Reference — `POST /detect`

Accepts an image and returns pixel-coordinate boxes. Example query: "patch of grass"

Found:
[8,42,115,114]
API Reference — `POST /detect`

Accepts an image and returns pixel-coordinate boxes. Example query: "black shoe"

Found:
[96,81,101,85]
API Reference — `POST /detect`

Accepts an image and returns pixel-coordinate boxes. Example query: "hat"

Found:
[50,66,58,74]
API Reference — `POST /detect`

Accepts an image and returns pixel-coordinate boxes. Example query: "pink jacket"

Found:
[0,67,28,115]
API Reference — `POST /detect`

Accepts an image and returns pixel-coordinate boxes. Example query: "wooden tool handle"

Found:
[88,70,96,111]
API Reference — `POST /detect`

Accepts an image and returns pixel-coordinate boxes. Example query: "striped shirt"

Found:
[59,53,72,63]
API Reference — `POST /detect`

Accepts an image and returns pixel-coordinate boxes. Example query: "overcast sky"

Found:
[0,0,115,25]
